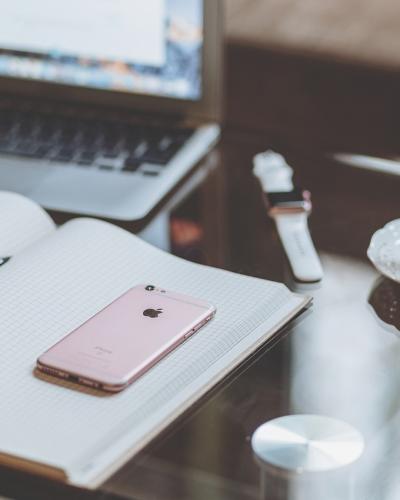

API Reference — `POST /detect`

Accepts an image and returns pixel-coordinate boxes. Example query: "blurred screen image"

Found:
[0,0,203,100]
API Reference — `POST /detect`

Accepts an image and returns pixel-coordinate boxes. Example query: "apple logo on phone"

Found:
[143,308,163,318]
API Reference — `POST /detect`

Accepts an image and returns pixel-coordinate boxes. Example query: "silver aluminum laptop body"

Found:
[0,0,222,221]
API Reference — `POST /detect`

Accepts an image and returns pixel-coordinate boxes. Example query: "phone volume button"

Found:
[79,377,98,388]
[184,328,196,339]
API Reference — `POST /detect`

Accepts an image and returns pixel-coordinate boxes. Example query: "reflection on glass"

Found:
[288,254,400,499]
[368,276,400,334]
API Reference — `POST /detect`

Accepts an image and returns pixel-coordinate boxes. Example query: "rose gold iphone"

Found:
[37,284,216,392]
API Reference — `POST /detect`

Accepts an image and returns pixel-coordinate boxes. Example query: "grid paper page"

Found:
[0,191,55,255]
[0,217,305,484]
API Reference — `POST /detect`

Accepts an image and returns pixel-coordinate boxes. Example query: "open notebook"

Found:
[0,191,310,488]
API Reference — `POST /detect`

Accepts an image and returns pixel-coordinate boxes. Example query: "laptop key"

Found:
[124,135,143,152]
[52,148,75,162]
[13,141,39,157]
[142,170,160,176]
[139,131,187,165]
[101,151,120,159]
[53,153,74,162]
[159,136,173,151]
[141,143,181,165]
[123,156,141,172]
[15,142,51,158]
[133,140,148,159]
[35,145,51,158]
[77,151,97,165]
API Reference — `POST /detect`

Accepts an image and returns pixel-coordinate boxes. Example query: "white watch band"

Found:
[253,151,294,192]
[273,212,323,282]
[253,151,323,282]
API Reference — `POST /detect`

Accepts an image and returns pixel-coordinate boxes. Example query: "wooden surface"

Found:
[225,0,400,69]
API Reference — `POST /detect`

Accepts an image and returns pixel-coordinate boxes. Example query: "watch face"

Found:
[267,189,311,213]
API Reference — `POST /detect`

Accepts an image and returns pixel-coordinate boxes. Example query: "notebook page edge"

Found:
[0,191,55,256]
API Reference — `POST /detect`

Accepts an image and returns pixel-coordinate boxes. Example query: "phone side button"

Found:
[79,377,99,388]
[184,328,196,340]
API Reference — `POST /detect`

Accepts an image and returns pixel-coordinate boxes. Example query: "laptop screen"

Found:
[0,0,203,101]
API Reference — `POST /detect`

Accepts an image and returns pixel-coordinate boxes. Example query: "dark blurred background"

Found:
[224,0,400,153]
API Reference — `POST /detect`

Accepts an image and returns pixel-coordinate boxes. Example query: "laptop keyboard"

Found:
[0,108,193,175]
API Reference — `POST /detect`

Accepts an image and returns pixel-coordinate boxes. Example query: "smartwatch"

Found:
[253,151,323,283]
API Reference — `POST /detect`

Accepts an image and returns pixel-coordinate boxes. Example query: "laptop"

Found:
[0,0,221,221]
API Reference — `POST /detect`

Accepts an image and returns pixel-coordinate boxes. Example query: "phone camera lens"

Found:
[145,285,155,291]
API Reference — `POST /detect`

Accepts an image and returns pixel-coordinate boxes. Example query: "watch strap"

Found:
[253,151,323,283]
[273,212,323,282]
[253,151,294,192]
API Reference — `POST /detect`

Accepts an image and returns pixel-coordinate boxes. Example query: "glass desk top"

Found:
[1,133,400,500]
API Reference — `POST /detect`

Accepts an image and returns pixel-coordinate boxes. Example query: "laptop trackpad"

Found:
[28,167,152,219]
[0,159,52,195]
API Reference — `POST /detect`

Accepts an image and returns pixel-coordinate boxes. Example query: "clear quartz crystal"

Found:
[368,219,400,282]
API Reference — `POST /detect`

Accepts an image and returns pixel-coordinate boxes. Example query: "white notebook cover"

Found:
[0,193,309,487]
